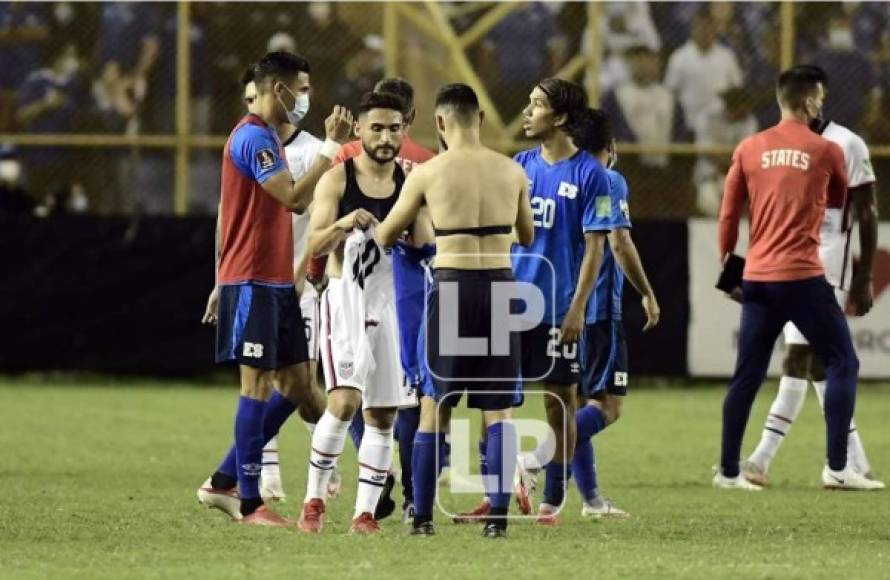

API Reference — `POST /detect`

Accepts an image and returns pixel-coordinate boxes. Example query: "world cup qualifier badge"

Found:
[338,361,354,380]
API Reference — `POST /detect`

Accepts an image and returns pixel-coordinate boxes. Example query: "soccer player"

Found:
[517,108,661,517]
[716,66,878,491]
[196,51,349,527]
[330,77,436,522]
[377,83,534,539]
[297,92,416,535]
[202,64,354,503]
[742,66,882,489]
[511,79,611,525]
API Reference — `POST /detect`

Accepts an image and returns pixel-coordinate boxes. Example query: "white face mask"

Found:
[279,85,310,124]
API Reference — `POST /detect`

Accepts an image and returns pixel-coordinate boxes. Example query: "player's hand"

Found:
[559,307,584,344]
[726,286,743,303]
[202,286,219,325]
[325,105,354,144]
[641,293,660,331]
[336,208,377,231]
[849,276,874,317]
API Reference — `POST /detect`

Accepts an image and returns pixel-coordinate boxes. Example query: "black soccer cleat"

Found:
[410,521,436,536]
[482,522,507,539]
[374,474,397,520]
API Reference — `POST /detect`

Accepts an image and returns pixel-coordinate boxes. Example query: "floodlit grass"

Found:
[1,377,888,579]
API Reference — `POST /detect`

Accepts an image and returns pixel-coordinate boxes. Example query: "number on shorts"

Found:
[545,328,577,360]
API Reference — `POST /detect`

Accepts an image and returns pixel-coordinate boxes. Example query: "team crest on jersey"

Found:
[557,181,578,199]
[619,199,630,220]
[595,196,612,218]
[338,361,354,379]
[256,148,276,170]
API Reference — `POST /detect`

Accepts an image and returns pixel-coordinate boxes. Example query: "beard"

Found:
[362,141,399,164]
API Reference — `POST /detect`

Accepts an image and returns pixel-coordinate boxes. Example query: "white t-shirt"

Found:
[664,41,742,125]
[284,129,323,267]
[818,121,876,289]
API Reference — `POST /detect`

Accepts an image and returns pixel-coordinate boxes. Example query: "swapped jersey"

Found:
[283,129,324,268]
[816,121,876,290]
[218,114,293,285]
[393,241,435,384]
[511,148,612,324]
[587,169,632,323]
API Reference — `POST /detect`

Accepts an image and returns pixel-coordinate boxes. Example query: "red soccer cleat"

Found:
[297,498,326,533]
[452,498,491,524]
[349,512,381,535]
[239,505,294,528]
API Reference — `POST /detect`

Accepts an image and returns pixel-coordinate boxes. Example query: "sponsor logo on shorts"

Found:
[256,148,276,170]
[338,361,354,379]
[243,342,264,358]
[614,372,628,387]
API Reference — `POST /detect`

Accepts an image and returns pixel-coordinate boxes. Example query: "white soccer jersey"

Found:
[285,130,323,267]
[819,121,876,290]
[320,227,414,408]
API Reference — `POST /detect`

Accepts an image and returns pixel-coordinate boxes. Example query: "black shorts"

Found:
[216,282,309,370]
[520,323,581,385]
[425,268,522,410]
[580,320,628,397]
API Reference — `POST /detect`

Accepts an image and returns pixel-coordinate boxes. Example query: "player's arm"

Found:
[514,167,534,246]
[608,228,660,331]
[377,165,426,249]
[308,167,346,257]
[201,203,222,325]
[292,107,354,209]
[850,182,878,316]
[717,145,747,261]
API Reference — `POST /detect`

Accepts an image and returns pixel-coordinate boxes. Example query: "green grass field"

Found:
[1,377,889,579]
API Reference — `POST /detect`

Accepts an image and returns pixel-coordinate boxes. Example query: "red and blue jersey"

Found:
[218,114,293,285]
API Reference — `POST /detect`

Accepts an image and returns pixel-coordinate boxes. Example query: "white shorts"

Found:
[299,284,319,361]
[783,286,849,346]
[320,279,416,409]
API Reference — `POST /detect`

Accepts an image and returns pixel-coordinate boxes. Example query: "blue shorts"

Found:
[216,282,309,370]
[580,320,628,397]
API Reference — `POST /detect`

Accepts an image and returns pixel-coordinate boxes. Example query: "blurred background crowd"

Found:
[2,1,890,219]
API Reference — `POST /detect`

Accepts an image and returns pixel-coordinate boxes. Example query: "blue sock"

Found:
[577,405,607,440]
[396,407,420,503]
[234,396,267,500]
[412,431,444,521]
[216,391,297,479]
[572,437,598,502]
[543,462,570,507]
[348,411,365,449]
[485,422,517,510]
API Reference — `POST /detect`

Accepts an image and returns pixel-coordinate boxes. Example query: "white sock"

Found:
[813,380,871,474]
[748,376,808,471]
[354,425,394,518]
[305,411,350,503]
[522,431,556,472]
[260,436,282,484]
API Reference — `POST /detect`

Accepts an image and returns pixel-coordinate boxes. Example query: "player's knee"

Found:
[327,388,361,420]
[782,346,811,378]
[603,398,623,425]
[364,408,396,430]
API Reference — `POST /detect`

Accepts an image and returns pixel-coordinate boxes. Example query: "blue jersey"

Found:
[393,241,435,384]
[511,148,611,324]
[587,169,632,323]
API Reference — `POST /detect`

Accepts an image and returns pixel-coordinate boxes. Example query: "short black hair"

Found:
[790,64,829,88]
[253,51,310,87]
[435,83,480,124]
[358,91,406,116]
[537,78,589,131]
[571,108,613,155]
[374,77,414,115]
[240,65,255,87]
[777,65,826,110]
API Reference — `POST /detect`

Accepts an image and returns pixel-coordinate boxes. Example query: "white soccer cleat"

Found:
[513,454,539,515]
[822,466,885,491]
[259,474,287,503]
[740,459,768,487]
[862,471,886,490]
[197,476,243,520]
[326,467,342,501]
[713,471,763,491]
[581,496,629,519]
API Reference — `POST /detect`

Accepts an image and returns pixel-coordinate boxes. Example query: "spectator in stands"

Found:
[332,34,385,113]
[0,2,49,131]
[746,26,782,129]
[665,9,742,128]
[813,11,879,131]
[602,44,687,169]
[693,88,758,216]
[0,144,35,214]
[591,2,661,93]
